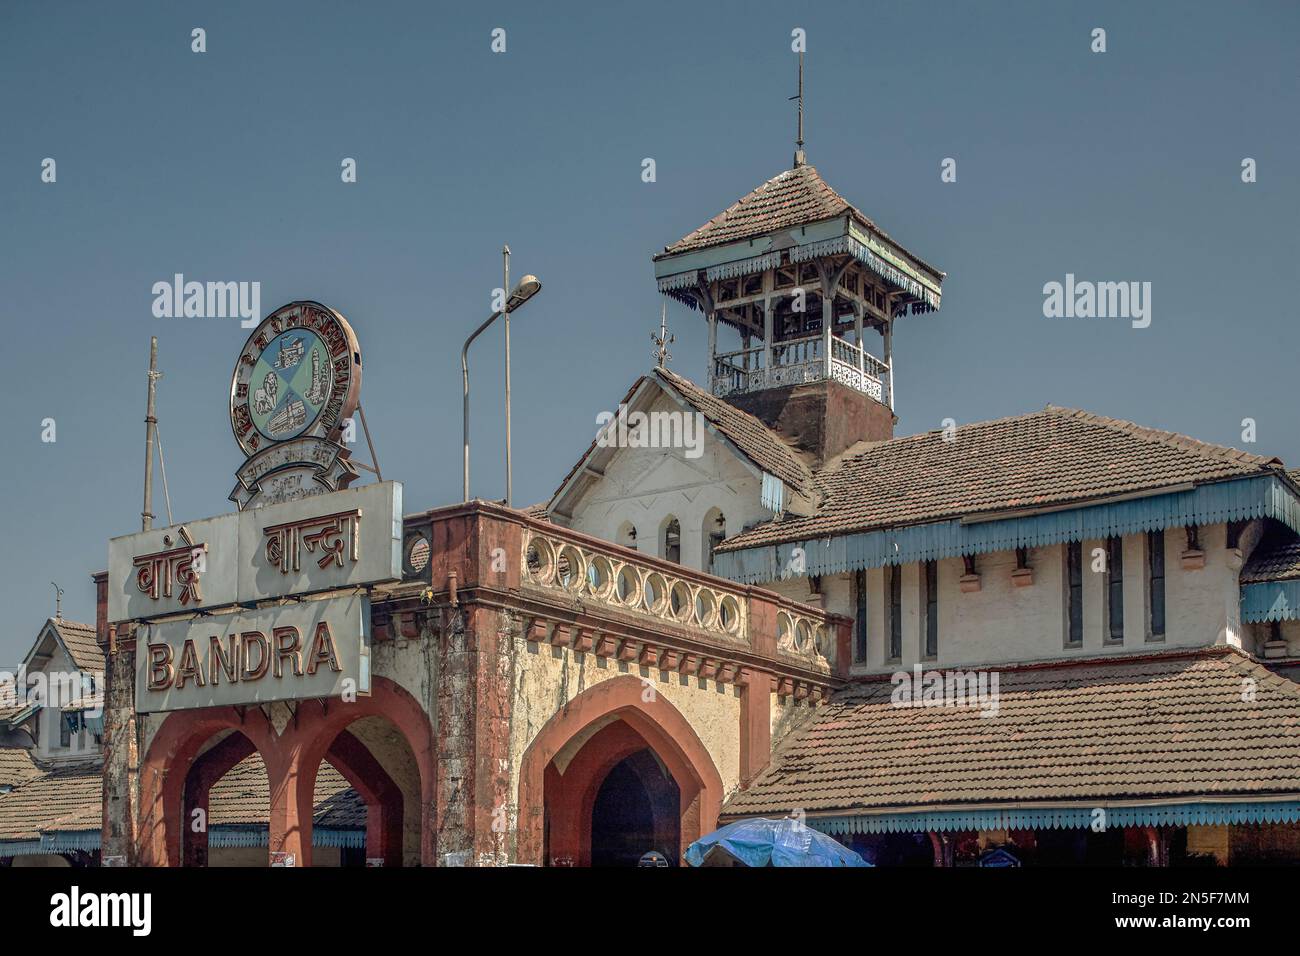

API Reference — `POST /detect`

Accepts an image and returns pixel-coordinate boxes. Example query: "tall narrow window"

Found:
[663,518,681,564]
[706,511,726,569]
[1106,536,1124,644]
[1147,529,1166,641]
[854,569,868,663]
[617,522,637,552]
[923,560,938,659]
[1066,541,1083,647]
[888,564,903,661]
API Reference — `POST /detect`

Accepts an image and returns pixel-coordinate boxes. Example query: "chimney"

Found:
[726,378,894,468]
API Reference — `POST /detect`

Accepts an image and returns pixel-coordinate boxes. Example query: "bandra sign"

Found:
[113,300,390,715]
[106,481,402,624]
[136,592,371,712]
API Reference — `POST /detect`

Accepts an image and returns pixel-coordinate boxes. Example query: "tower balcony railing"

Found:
[711,333,890,406]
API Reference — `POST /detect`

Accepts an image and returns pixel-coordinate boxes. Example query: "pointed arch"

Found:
[517,675,723,865]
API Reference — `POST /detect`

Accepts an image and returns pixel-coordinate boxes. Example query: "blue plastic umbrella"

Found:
[685,817,871,867]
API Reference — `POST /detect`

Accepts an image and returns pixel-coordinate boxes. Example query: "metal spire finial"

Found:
[651,302,674,368]
[790,50,806,167]
[51,582,63,620]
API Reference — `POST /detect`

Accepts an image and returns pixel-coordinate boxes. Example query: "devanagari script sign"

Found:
[108,481,402,623]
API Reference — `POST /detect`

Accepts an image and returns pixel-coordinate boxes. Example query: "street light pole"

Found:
[462,270,542,502]
[503,245,512,508]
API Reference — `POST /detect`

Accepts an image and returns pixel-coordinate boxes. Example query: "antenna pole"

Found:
[797,50,804,151]
[503,244,513,508]
[141,337,159,531]
[791,51,806,167]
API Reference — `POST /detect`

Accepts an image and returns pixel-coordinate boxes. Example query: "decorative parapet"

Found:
[521,527,748,644]
[775,606,831,672]
[396,501,848,686]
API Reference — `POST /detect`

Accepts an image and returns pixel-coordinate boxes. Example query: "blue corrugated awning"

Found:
[714,474,1300,584]
[207,825,366,849]
[806,800,1300,835]
[1242,580,1300,622]
[0,830,101,856]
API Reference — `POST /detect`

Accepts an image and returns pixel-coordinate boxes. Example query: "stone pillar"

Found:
[97,568,138,868]
[738,669,774,786]
[436,602,516,866]
[266,743,314,867]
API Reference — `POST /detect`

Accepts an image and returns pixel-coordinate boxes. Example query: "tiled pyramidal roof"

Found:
[654,163,944,281]
[718,406,1282,552]
[727,648,1300,818]
[658,164,866,256]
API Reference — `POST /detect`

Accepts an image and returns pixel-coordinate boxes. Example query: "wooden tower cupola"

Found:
[651,158,945,459]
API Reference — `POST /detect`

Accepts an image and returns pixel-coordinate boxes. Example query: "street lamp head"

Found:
[507,275,542,312]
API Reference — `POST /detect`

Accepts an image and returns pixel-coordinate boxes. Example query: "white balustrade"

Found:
[522,530,747,641]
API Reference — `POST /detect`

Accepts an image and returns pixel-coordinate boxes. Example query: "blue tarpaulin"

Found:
[685,817,870,868]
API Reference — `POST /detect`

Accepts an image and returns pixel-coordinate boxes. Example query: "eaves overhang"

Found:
[711,472,1300,585]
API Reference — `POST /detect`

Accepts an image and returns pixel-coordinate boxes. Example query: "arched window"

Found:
[663,517,681,564]
[617,521,638,552]
[704,509,727,569]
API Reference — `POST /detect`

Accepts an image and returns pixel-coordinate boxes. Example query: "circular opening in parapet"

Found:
[405,534,431,574]
[669,580,693,622]
[813,625,828,657]
[718,595,741,634]
[777,611,793,648]
[694,589,718,629]
[556,544,584,591]
[795,620,812,653]
[615,564,641,606]
[587,555,614,599]
[525,537,556,584]
[643,572,669,614]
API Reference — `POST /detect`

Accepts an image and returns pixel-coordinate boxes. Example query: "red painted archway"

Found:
[138,676,434,867]
[517,675,723,866]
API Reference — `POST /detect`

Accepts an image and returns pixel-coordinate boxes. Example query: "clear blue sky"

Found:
[1,0,1296,664]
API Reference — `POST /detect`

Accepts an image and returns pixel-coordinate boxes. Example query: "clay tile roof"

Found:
[726,648,1300,818]
[0,748,40,789]
[0,763,102,841]
[718,405,1282,552]
[658,164,861,257]
[50,619,105,675]
[207,755,363,828]
[0,679,24,724]
[1242,527,1300,583]
[654,164,944,280]
[654,368,813,494]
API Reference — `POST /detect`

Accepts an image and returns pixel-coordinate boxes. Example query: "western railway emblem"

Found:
[229,301,363,509]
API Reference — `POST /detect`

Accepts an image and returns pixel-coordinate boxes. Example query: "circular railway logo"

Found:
[230,302,361,457]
